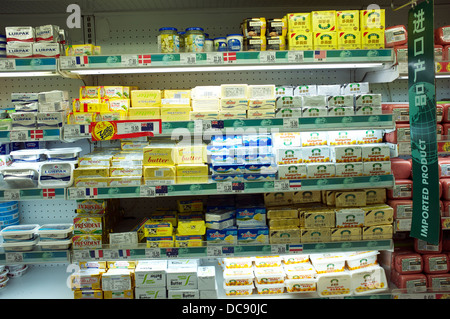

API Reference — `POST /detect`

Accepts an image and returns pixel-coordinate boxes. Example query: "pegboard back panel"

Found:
[19,200,77,224]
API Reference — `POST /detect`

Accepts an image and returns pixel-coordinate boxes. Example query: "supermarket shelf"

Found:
[64,175,394,200]
[0,248,70,265]
[0,58,58,77]
[0,188,66,201]
[58,50,395,75]
[70,240,393,262]
[0,129,62,143]
[162,114,395,136]
[397,61,450,80]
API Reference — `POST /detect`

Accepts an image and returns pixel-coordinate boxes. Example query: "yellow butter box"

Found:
[190,111,219,121]
[362,225,393,240]
[70,269,103,290]
[68,112,98,125]
[130,90,161,107]
[103,290,134,299]
[108,99,130,112]
[72,234,103,249]
[337,31,361,50]
[301,228,331,243]
[335,190,367,207]
[73,216,103,234]
[100,86,128,99]
[269,227,301,244]
[163,89,191,99]
[73,98,101,112]
[128,107,161,119]
[302,209,335,228]
[66,44,95,56]
[331,227,362,242]
[143,166,176,184]
[288,31,314,50]
[360,9,385,31]
[100,111,125,121]
[73,167,110,180]
[312,11,337,32]
[361,30,385,49]
[80,86,101,99]
[218,110,247,120]
[267,207,299,219]
[108,176,142,187]
[144,221,173,237]
[161,106,191,122]
[336,10,360,31]
[286,12,312,32]
[176,144,207,164]
[109,166,142,177]
[313,32,338,50]
[363,204,394,226]
[177,220,206,236]
[176,164,209,184]
[177,199,203,213]
[146,236,175,248]
[143,143,176,166]
[74,290,103,299]
[175,234,203,247]
[269,218,300,228]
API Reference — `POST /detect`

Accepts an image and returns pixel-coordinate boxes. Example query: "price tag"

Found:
[0,59,16,70]
[5,252,24,263]
[145,248,161,258]
[63,125,91,139]
[217,182,232,193]
[68,187,98,199]
[283,118,299,129]
[274,180,290,192]
[116,122,142,134]
[260,51,276,63]
[207,52,223,64]
[140,186,156,197]
[221,246,235,257]
[102,250,118,259]
[210,120,224,129]
[194,120,212,131]
[288,244,304,254]
[271,244,287,254]
[181,53,196,65]
[60,57,77,69]
[288,51,305,63]
[4,190,20,201]
[121,54,138,67]
[9,131,28,142]
[231,182,245,193]
[207,246,223,257]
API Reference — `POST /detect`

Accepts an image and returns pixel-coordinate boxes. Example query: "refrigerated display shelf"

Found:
[0,248,70,264]
[0,129,61,143]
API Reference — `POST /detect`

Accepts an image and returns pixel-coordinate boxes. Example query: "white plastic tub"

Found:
[350,265,388,295]
[1,167,39,188]
[283,262,317,279]
[285,278,317,293]
[38,162,74,188]
[0,224,39,241]
[223,282,254,296]
[0,277,9,289]
[316,272,352,297]
[310,253,347,274]
[346,251,379,270]
[7,265,28,278]
[223,257,253,269]
[253,255,282,268]
[37,238,72,250]
[254,282,285,295]
[223,268,254,286]
[0,268,8,281]
[1,236,38,252]
[45,147,82,162]
[253,267,285,284]
[10,149,47,162]
[282,255,310,265]
[38,224,73,240]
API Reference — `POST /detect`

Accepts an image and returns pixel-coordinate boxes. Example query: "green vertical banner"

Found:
[408,0,440,245]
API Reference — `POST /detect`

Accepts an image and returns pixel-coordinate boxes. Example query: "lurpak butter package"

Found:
[6,43,33,58]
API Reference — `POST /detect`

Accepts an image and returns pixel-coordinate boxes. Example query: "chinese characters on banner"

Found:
[408,0,440,245]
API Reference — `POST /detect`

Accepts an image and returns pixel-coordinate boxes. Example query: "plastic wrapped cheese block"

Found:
[387,179,412,200]
[385,25,407,47]
[435,26,450,45]
[390,158,411,179]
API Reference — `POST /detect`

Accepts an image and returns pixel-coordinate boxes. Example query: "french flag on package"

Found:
[90,250,103,259]
[85,188,98,197]
[75,56,89,66]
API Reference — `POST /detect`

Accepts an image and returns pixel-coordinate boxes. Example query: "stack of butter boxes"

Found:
[286,9,385,51]
[5,25,65,58]
[10,90,70,131]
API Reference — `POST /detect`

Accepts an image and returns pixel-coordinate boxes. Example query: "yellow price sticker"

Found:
[91,121,116,141]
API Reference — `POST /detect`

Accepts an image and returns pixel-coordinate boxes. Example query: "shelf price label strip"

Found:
[89,119,161,141]
[9,129,61,142]
[1,188,65,201]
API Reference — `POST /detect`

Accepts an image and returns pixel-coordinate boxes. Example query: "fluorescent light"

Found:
[398,74,450,80]
[0,71,56,77]
[70,63,384,75]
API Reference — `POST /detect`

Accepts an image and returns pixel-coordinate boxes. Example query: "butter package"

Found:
[109,166,142,177]
[191,99,219,111]
[68,112,98,125]
[361,30,385,49]
[102,269,133,291]
[327,95,355,108]
[175,235,202,247]
[5,26,35,43]
[73,216,103,234]
[73,290,103,299]
[267,207,299,219]
[355,129,383,144]
[293,190,322,204]
[275,108,303,118]
[163,89,191,100]
[236,206,266,227]
[329,105,354,116]
[331,227,362,241]
[99,86,127,99]
[218,110,247,120]
[36,111,66,129]
[166,265,198,289]
[144,221,173,237]
[313,32,338,50]
[135,287,166,299]
[190,111,219,120]
[264,192,294,207]
[248,99,276,110]
[100,112,125,121]
[302,146,330,163]
[269,218,300,228]
[331,145,362,162]
[176,164,208,184]
[328,130,358,145]
[103,290,134,299]
[273,132,301,147]
[337,31,361,49]
[247,109,275,119]
[335,190,366,207]
[10,112,37,130]
[278,164,307,179]
[335,162,363,177]
[80,86,101,99]
[365,188,386,205]
[247,85,275,100]
[286,13,312,32]
[6,42,33,58]
[355,105,382,116]
[206,227,238,245]
[220,99,248,110]
[72,234,103,249]
[362,225,392,240]
[176,143,206,164]
[270,227,301,244]
[336,10,360,31]
[237,226,269,244]
[294,85,317,96]
[361,144,390,162]
[288,31,313,50]
[108,99,130,112]
[363,204,394,226]
[302,95,327,107]
[70,269,103,290]
[335,208,365,227]
[276,96,302,108]
[302,209,335,228]
[301,228,331,243]
[66,44,95,56]
[177,199,203,213]
[221,84,248,99]
[363,161,391,176]
[360,9,385,31]
[128,107,160,119]
[131,90,161,107]
[73,167,110,180]
[78,154,112,167]
[143,143,176,166]
[146,236,175,248]
[161,107,191,122]
[301,132,328,147]
[267,35,286,50]
[76,199,107,215]
[144,166,176,185]
[312,11,337,32]
[161,98,190,107]
[32,42,61,57]
[177,220,206,236]
[306,163,336,179]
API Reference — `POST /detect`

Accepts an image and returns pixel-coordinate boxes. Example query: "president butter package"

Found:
[73,216,103,234]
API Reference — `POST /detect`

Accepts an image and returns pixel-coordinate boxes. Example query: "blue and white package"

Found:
[206,227,237,244]
[211,163,244,175]
[243,134,272,147]
[0,143,10,155]
[24,141,46,149]
[226,34,243,51]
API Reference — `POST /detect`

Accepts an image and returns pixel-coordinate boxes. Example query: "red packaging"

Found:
[442,104,450,123]
[381,103,409,123]
[438,156,450,177]
[437,123,443,139]
[422,254,449,274]
[387,179,412,200]
[390,158,411,179]
[427,273,450,291]
[435,26,450,46]
[415,237,443,254]
[388,199,412,219]
[385,25,408,48]
[444,123,450,136]
[441,178,450,200]
[435,45,444,61]
[385,124,410,143]
[396,273,428,292]
[394,45,408,63]
[437,104,443,123]
[443,201,450,217]
[444,45,450,61]
[393,252,423,274]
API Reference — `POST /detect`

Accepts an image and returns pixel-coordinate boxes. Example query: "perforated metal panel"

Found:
[19,200,77,224]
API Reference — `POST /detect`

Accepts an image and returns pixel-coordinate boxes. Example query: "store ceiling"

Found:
[2,0,450,14]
